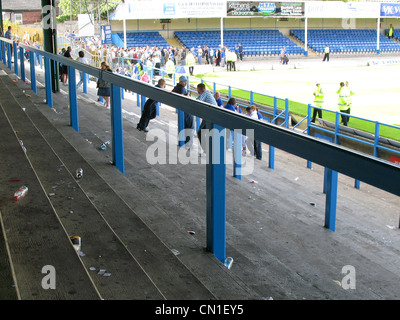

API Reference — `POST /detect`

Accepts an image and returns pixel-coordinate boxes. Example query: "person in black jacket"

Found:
[172,76,194,147]
[137,78,166,132]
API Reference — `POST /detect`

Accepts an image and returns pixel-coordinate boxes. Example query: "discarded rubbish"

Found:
[104,140,111,146]
[12,79,17,82]
[333,280,341,286]
[386,225,396,230]
[103,273,112,277]
[250,180,258,184]
[294,177,299,181]
[70,235,81,252]
[224,257,233,269]
[14,186,28,201]
[9,179,21,182]
[19,140,27,153]
[89,267,96,271]
[98,269,106,275]
[309,202,316,207]
[78,251,85,257]
[48,192,55,197]
[171,249,180,256]
[26,94,31,97]
[100,143,107,151]
[188,231,195,235]
[76,168,83,179]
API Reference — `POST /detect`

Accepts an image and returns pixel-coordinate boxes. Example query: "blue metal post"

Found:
[334,112,340,144]
[228,86,231,98]
[29,51,37,94]
[1,41,5,64]
[269,97,277,169]
[177,110,185,147]
[250,91,253,105]
[141,95,146,112]
[83,72,87,94]
[284,98,289,128]
[0,40,3,63]
[233,129,242,180]
[44,57,53,108]
[7,43,12,69]
[373,121,380,157]
[19,47,25,82]
[111,84,125,174]
[324,168,338,232]
[206,122,227,263]
[68,66,79,132]
[13,41,18,76]
[137,93,140,107]
[307,104,312,169]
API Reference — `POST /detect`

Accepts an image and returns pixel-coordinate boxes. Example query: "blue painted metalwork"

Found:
[83,72,87,94]
[43,57,53,108]
[29,51,37,94]
[206,122,227,262]
[19,47,25,82]
[177,110,185,147]
[4,39,399,263]
[111,84,125,174]
[233,129,242,180]
[324,168,338,231]
[13,41,18,76]
[7,43,11,70]
[68,66,79,132]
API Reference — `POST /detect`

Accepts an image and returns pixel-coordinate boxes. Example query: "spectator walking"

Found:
[246,105,262,160]
[62,46,73,85]
[97,61,112,108]
[238,43,243,61]
[76,51,88,91]
[323,45,330,62]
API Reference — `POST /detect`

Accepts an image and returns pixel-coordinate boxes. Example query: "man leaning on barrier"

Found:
[137,78,166,132]
[196,83,218,147]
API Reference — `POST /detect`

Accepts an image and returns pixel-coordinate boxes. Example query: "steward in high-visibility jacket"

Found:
[165,58,175,78]
[337,82,351,126]
[311,83,324,122]
[186,51,196,76]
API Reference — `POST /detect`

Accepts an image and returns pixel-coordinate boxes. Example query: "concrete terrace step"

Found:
[0,95,101,300]
[0,72,225,300]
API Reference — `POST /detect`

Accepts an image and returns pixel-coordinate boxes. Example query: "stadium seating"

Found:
[113,32,170,48]
[290,29,400,54]
[174,30,304,56]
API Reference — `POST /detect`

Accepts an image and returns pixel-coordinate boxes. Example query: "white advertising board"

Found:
[111,0,227,20]
[305,1,380,19]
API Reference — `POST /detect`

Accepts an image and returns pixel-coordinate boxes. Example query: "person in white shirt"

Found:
[76,51,88,90]
[245,105,262,160]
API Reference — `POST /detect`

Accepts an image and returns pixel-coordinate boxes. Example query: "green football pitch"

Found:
[199,63,400,141]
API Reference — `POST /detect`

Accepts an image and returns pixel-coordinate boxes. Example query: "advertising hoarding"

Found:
[227,1,304,17]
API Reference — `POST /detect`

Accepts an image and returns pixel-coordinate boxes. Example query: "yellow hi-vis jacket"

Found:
[166,59,175,74]
[186,52,196,67]
[313,86,324,107]
[337,87,351,111]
